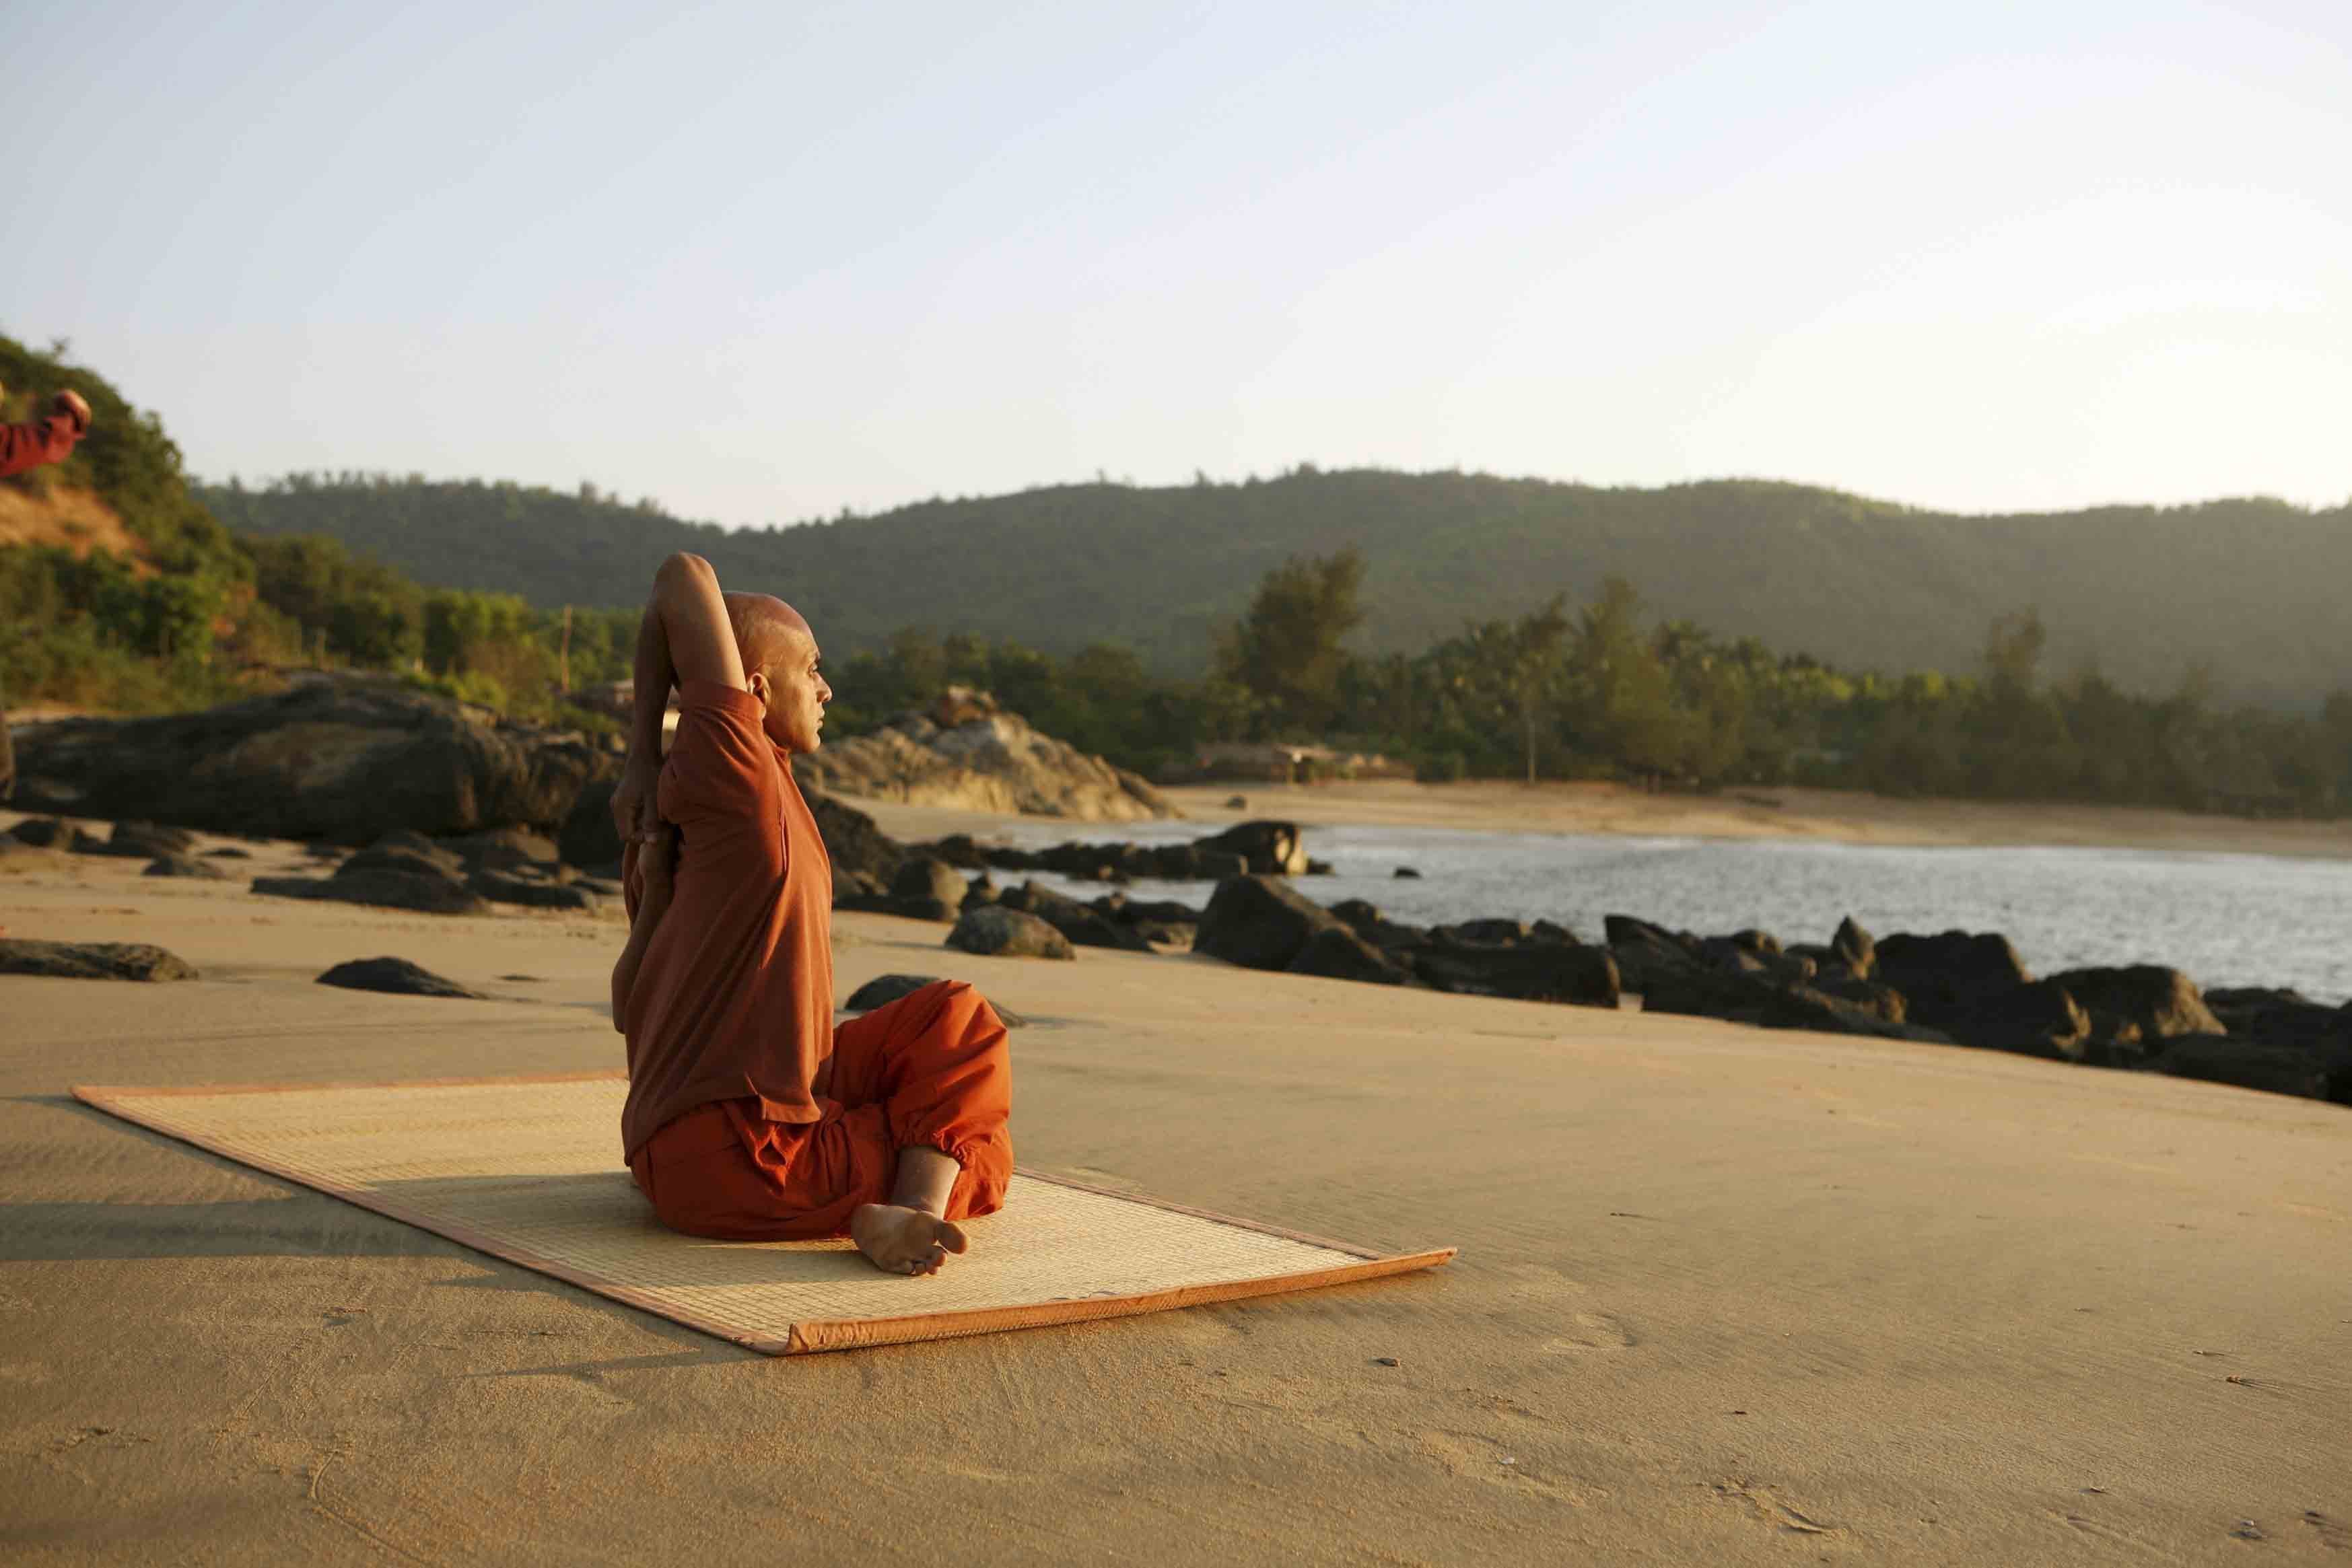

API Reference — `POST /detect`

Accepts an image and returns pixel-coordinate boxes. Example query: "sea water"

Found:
[989,819,2352,1005]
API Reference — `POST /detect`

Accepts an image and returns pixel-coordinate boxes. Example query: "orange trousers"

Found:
[628,979,1012,1241]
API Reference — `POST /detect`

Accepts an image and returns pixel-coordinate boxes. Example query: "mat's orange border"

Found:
[69,1074,1455,1356]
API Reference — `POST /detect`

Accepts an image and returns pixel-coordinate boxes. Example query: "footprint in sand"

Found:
[1542,1312,1637,1353]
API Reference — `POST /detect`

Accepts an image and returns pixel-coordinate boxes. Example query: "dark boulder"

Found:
[5,817,71,848]
[944,906,1074,960]
[74,820,199,859]
[1287,926,1412,986]
[1191,820,1309,876]
[915,834,988,869]
[252,870,491,915]
[807,791,906,887]
[558,777,623,870]
[2042,966,2224,1059]
[11,678,615,843]
[341,842,467,882]
[960,874,999,912]
[998,882,1153,951]
[467,869,601,911]
[2150,1034,2350,1104]
[0,939,198,981]
[1603,914,1705,992]
[2203,988,2352,1053]
[891,857,970,911]
[202,846,252,859]
[1393,865,1422,878]
[1413,943,1620,1007]
[1443,918,1531,947]
[1936,980,2094,1061]
[1194,876,1345,970]
[1873,931,2032,1023]
[316,957,485,999]
[143,854,226,880]
[440,827,561,872]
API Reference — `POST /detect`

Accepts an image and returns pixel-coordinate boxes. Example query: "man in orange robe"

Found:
[609,553,1011,1275]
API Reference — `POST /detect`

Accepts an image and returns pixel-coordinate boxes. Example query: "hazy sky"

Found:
[10,0,2347,524]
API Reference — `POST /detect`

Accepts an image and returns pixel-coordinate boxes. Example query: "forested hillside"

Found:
[196,470,2352,708]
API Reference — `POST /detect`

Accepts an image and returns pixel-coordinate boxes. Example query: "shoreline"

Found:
[1,824,2343,1559]
[853,777,2352,863]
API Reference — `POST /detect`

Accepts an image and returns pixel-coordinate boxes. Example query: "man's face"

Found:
[753,635,832,753]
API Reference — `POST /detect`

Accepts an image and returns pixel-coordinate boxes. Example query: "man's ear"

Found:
[745,669,769,710]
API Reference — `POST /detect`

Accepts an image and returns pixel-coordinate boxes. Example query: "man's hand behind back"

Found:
[611,753,662,845]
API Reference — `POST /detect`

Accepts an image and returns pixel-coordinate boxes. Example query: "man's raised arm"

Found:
[611,553,747,843]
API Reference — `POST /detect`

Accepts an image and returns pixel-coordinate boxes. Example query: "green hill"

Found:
[194,470,2352,708]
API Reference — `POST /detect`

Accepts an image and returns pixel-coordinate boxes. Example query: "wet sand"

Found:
[3,818,2347,1562]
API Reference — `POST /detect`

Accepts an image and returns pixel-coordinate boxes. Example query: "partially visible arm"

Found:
[0,413,81,479]
[611,825,679,1032]
[611,553,747,843]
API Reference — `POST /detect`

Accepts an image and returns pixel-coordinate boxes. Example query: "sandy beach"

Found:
[3,812,2347,1563]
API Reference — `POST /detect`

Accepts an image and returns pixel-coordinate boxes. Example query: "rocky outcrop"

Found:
[995,882,1155,952]
[11,676,616,844]
[2042,966,2224,1062]
[791,690,1174,822]
[1191,821,1309,876]
[0,939,199,981]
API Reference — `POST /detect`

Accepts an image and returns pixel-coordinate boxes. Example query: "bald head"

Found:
[724,592,812,676]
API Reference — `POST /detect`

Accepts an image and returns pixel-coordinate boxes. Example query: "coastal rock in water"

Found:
[11,677,615,843]
[1873,931,2032,1024]
[143,853,226,880]
[1603,914,1705,993]
[316,957,485,999]
[2149,1034,2350,1104]
[1393,865,1422,878]
[252,869,491,915]
[0,939,198,981]
[2203,988,2352,1053]
[998,882,1154,952]
[1413,943,1620,1007]
[944,906,1075,960]
[1192,820,1309,876]
[1194,875,1345,971]
[790,697,1174,822]
[1936,980,2094,1061]
[891,857,969,913]
[1287,925,1412,986]
[2042,966,2224,1061]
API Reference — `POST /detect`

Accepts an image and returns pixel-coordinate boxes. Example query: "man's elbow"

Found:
[656,553,716,592]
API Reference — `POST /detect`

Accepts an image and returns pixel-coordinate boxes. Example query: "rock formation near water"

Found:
[789,688,1173,822]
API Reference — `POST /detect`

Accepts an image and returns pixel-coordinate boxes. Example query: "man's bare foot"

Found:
[850,1203,969,1277]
